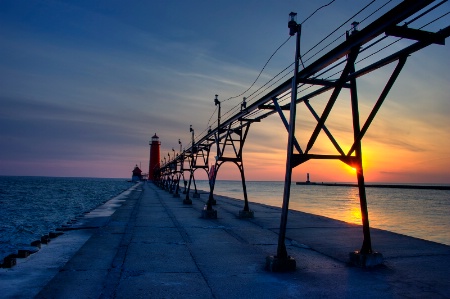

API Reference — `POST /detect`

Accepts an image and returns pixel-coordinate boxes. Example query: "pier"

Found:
[154,0,450,268]
[1,182,449,298]
[1,4,448,295]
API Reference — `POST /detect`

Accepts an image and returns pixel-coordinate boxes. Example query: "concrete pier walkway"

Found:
[1,182,450,298]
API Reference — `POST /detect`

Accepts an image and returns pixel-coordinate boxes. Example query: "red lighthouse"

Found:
[148,133,161,180]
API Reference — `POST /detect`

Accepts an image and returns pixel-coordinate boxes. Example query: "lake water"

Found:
[0,176,131,261]
[194,180,450,246]
[1,177,448,262]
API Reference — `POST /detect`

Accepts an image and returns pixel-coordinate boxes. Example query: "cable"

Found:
[356,9,450,65]
[419,10,450,28]
[220,62,294,120]
[359,0,394,24]
[300,0,336,25]
[196,0,448,146]
[404,0,448,26]
[205,106,218,131]
[230,1,397,114]
[218,1,339,116]
[303,32,346,65]
[243,63,294,102]
[302,0,376,60]
[298,6,450,96]
[303,0,395,72]
[222,0,337,108]
[222,36,292,103]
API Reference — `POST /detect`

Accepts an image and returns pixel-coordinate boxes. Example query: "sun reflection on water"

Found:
[347,206,362,225]
[340,187,362,225]
[194,180,450,245]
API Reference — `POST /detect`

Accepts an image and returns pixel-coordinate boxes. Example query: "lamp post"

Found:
[241,97,247,127]
[190,125,195,151]
[214,94,221,168]
[351,21,360,34]
[201,95,220,219]
[267,11,301,272]
[214,94,221,129]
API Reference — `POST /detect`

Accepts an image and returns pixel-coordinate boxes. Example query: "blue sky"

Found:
[1,0,449,182]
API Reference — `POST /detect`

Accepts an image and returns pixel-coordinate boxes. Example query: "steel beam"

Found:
[204,120,253,218]
[272,98,303,154]
[386,26,445,45]
[189,0,435,146]
[347,56,408,156]
[303,99,345,156]
[304,45,360,154]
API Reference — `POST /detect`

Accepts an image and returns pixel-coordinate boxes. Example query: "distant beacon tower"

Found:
[148,133,161,180]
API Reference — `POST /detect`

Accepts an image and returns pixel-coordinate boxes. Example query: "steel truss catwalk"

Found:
[155,0,449,268]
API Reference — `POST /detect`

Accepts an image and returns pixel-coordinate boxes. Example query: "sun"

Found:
[344,164,357,173]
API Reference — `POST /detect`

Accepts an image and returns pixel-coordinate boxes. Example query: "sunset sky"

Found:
[1,0,449,183]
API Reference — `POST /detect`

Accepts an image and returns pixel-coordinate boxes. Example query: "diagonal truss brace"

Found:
[206,121,253,215]
[272,98,303,154]
[290,54,408,169]
[184,143,212,203]
[304,45,361,154]
[347,55,407,157]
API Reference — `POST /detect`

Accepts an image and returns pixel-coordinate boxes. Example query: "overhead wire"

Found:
[193,0,447,146]
[404,0,448,26]
[290,2,450,112]
[220,0,339,109]
[233,0,339,119]
[222,36,292,103]
[300,0,337,25]
[298,0,397,82]
[204,35,295,138]
[205,105,218,131]
[234,1,394,113]
[272,1,401,107]
[302,0,445,69]
[218,0,342,120]
[279,0,392,102]
[356,10,450,66]
[220,63,295,121]
[302,0,377,63]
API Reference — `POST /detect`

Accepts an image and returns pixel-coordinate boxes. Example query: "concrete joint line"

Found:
[100,185,144,299]
[154,185,217,299]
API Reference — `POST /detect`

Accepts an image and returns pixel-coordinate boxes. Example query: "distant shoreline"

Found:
[295,182,450,190]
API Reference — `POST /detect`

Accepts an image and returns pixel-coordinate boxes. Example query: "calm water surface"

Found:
[195,180,450,246]
[0,176,131,260]
[1,177,448,261]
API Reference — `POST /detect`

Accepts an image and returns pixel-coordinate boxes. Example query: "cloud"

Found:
[1,0,449,181]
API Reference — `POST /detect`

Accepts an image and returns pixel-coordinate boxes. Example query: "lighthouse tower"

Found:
[148,133,161,181]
